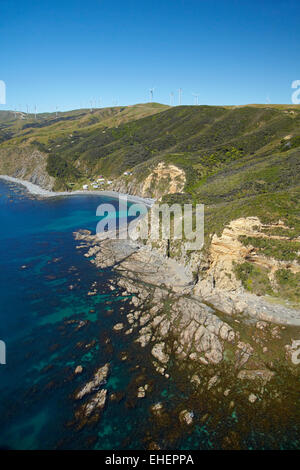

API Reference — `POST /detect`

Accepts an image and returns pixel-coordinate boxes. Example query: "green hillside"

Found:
[1,103,299,190]
[0,103,299,302]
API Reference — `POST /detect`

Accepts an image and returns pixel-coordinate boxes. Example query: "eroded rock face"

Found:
[109,162,186,199]
[192,217,300,324]
[142,162,186,198]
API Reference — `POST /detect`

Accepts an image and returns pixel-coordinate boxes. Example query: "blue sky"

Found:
[1,0,300,112]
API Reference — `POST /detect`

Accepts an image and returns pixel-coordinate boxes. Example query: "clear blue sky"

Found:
[1,0,300,112]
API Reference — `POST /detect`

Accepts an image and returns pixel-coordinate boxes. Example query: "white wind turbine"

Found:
[178,88,182,105]
[149,88,155,102]
[192,93,200,105]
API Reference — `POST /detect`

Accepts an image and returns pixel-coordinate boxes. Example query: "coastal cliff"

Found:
[0,146,55,190]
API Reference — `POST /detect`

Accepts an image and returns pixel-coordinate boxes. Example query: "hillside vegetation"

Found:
[0,103,299,303]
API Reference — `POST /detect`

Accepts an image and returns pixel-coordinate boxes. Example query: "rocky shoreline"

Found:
[74,230,300,392]
[68,221,300,448]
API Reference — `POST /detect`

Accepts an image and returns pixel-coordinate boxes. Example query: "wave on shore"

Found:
[0,175,155,207]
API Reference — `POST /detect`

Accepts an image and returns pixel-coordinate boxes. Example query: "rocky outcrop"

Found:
[75,231,300,389]
[73,225,300,424]
[192,217,300,324]
[75,363,109,399]
[196,217,300,293]
[73,363,109,428]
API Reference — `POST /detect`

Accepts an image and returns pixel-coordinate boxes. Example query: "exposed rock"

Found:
[256,321,268,330]
[208,374,220,390]
[75,365,83,375]
[150,402,163,416]
[81,389,107,417]
[151,343,169,364]
[248,393,258,403]
[179,410,194,425]
[137,384,149,398]
[141,162,186,199]
[76,363,109,400]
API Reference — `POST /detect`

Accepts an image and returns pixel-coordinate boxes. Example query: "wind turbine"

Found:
[34,105,37,120]
[192,93,200,105]
[178,88,182,105]
[149,88,155,102]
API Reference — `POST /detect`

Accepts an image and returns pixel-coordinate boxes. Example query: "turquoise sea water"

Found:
[0,180,170,450]
[0,180,299,450]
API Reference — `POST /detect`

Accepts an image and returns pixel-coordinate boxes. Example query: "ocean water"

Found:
[0,180,299,450]
[0,180,170,450]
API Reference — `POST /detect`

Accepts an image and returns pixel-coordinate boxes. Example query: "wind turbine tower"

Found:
[149,88,154,102]
[178,88,182,105]
[192,93,200,105]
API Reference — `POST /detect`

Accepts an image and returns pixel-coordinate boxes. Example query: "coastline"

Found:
[0,175,155,207]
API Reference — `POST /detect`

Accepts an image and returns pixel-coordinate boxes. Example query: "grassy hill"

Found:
[0,102,299,303]
[1,103,299,189]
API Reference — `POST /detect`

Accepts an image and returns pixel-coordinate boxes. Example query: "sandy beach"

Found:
[0,175,155,207]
